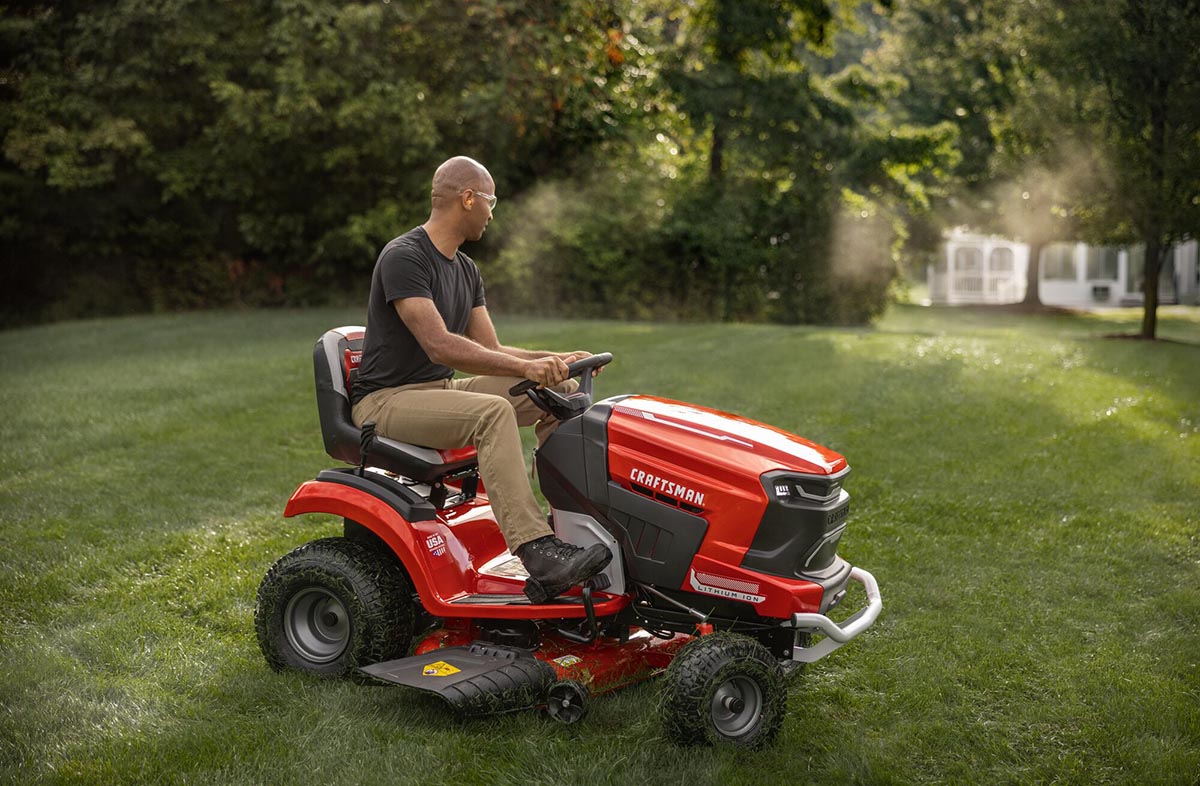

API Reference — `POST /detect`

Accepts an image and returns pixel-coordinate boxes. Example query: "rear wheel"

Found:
[659,633,786,748]
[255,537,414,677]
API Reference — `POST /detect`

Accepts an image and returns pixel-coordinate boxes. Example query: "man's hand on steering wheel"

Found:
[508,353,613,404]
[523,355,570,388]
[558,351,604,376]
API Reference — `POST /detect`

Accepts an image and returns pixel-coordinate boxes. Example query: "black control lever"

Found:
[556,586,599,644]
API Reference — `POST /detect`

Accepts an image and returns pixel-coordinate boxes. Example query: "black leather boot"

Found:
[516,536,611,603]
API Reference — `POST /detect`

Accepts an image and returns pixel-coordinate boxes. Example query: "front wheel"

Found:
[659,633,786,748]
[255,537,414,677]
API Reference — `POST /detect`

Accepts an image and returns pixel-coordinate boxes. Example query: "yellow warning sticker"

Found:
[421,661,461,677]
[553,655,583,668]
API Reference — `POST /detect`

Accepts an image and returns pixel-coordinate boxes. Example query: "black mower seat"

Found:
[314,326,478,483]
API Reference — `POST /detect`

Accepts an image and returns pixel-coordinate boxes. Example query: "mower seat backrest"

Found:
[314,326,478,483]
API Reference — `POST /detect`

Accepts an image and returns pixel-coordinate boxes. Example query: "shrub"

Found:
[484,163,898,325]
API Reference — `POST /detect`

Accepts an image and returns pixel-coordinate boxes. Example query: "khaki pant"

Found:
[351,376,577,548]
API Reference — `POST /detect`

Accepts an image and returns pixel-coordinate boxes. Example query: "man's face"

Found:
[465,179,496,241]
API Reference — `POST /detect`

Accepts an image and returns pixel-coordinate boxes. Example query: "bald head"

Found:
[431,156,493,210]
[425,156,496,244]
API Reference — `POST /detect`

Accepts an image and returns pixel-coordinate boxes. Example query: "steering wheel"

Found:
[507,352,613,397]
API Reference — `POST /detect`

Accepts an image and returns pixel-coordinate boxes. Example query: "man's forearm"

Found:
[428,333,531,377]
[498,345,563,361]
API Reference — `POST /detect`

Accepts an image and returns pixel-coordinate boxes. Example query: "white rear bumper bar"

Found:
[789,567,882,663]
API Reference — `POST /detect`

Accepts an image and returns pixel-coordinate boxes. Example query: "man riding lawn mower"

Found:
[253,158,882,748]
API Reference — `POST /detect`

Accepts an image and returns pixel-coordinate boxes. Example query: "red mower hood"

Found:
[608,396,847,477]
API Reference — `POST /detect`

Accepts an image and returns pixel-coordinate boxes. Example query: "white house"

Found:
[928,229,1200,308]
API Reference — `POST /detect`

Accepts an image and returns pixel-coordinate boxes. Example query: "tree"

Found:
[644,0,954,323]
[865,0,1072,306]
[0,0,651,322]
[871,0,1200,334]
[1037,0,1200,338]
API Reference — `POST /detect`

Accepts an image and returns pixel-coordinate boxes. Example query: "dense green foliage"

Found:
[1,306,1198,783]
[0,1,956,327]
[0,0,651,321]
[2,1,1197,330]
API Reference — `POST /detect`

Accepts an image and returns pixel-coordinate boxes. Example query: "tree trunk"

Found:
[1022,239,1044,306]
[1141,236,1161,339]
[709,120,725,182]
[1140,55,1168,340]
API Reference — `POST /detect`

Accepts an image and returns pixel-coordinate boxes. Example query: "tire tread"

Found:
[255,537,415,677]
[659,632,786,748]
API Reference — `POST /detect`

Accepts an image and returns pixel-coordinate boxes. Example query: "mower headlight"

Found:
[769,472,848,504]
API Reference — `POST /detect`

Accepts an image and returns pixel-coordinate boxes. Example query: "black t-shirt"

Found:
[351,226,486,405]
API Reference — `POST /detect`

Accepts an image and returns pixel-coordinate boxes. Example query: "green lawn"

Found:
[1,305,1198,785]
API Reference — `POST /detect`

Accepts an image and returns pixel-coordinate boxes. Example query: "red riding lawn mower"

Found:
[255,326,882,748]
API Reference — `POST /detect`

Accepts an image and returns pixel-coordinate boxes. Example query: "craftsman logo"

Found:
[629,468,705,506]
[689,569,765,604]
[426,533,446,557]
[422,661,460,677]
[552,655,583,668]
